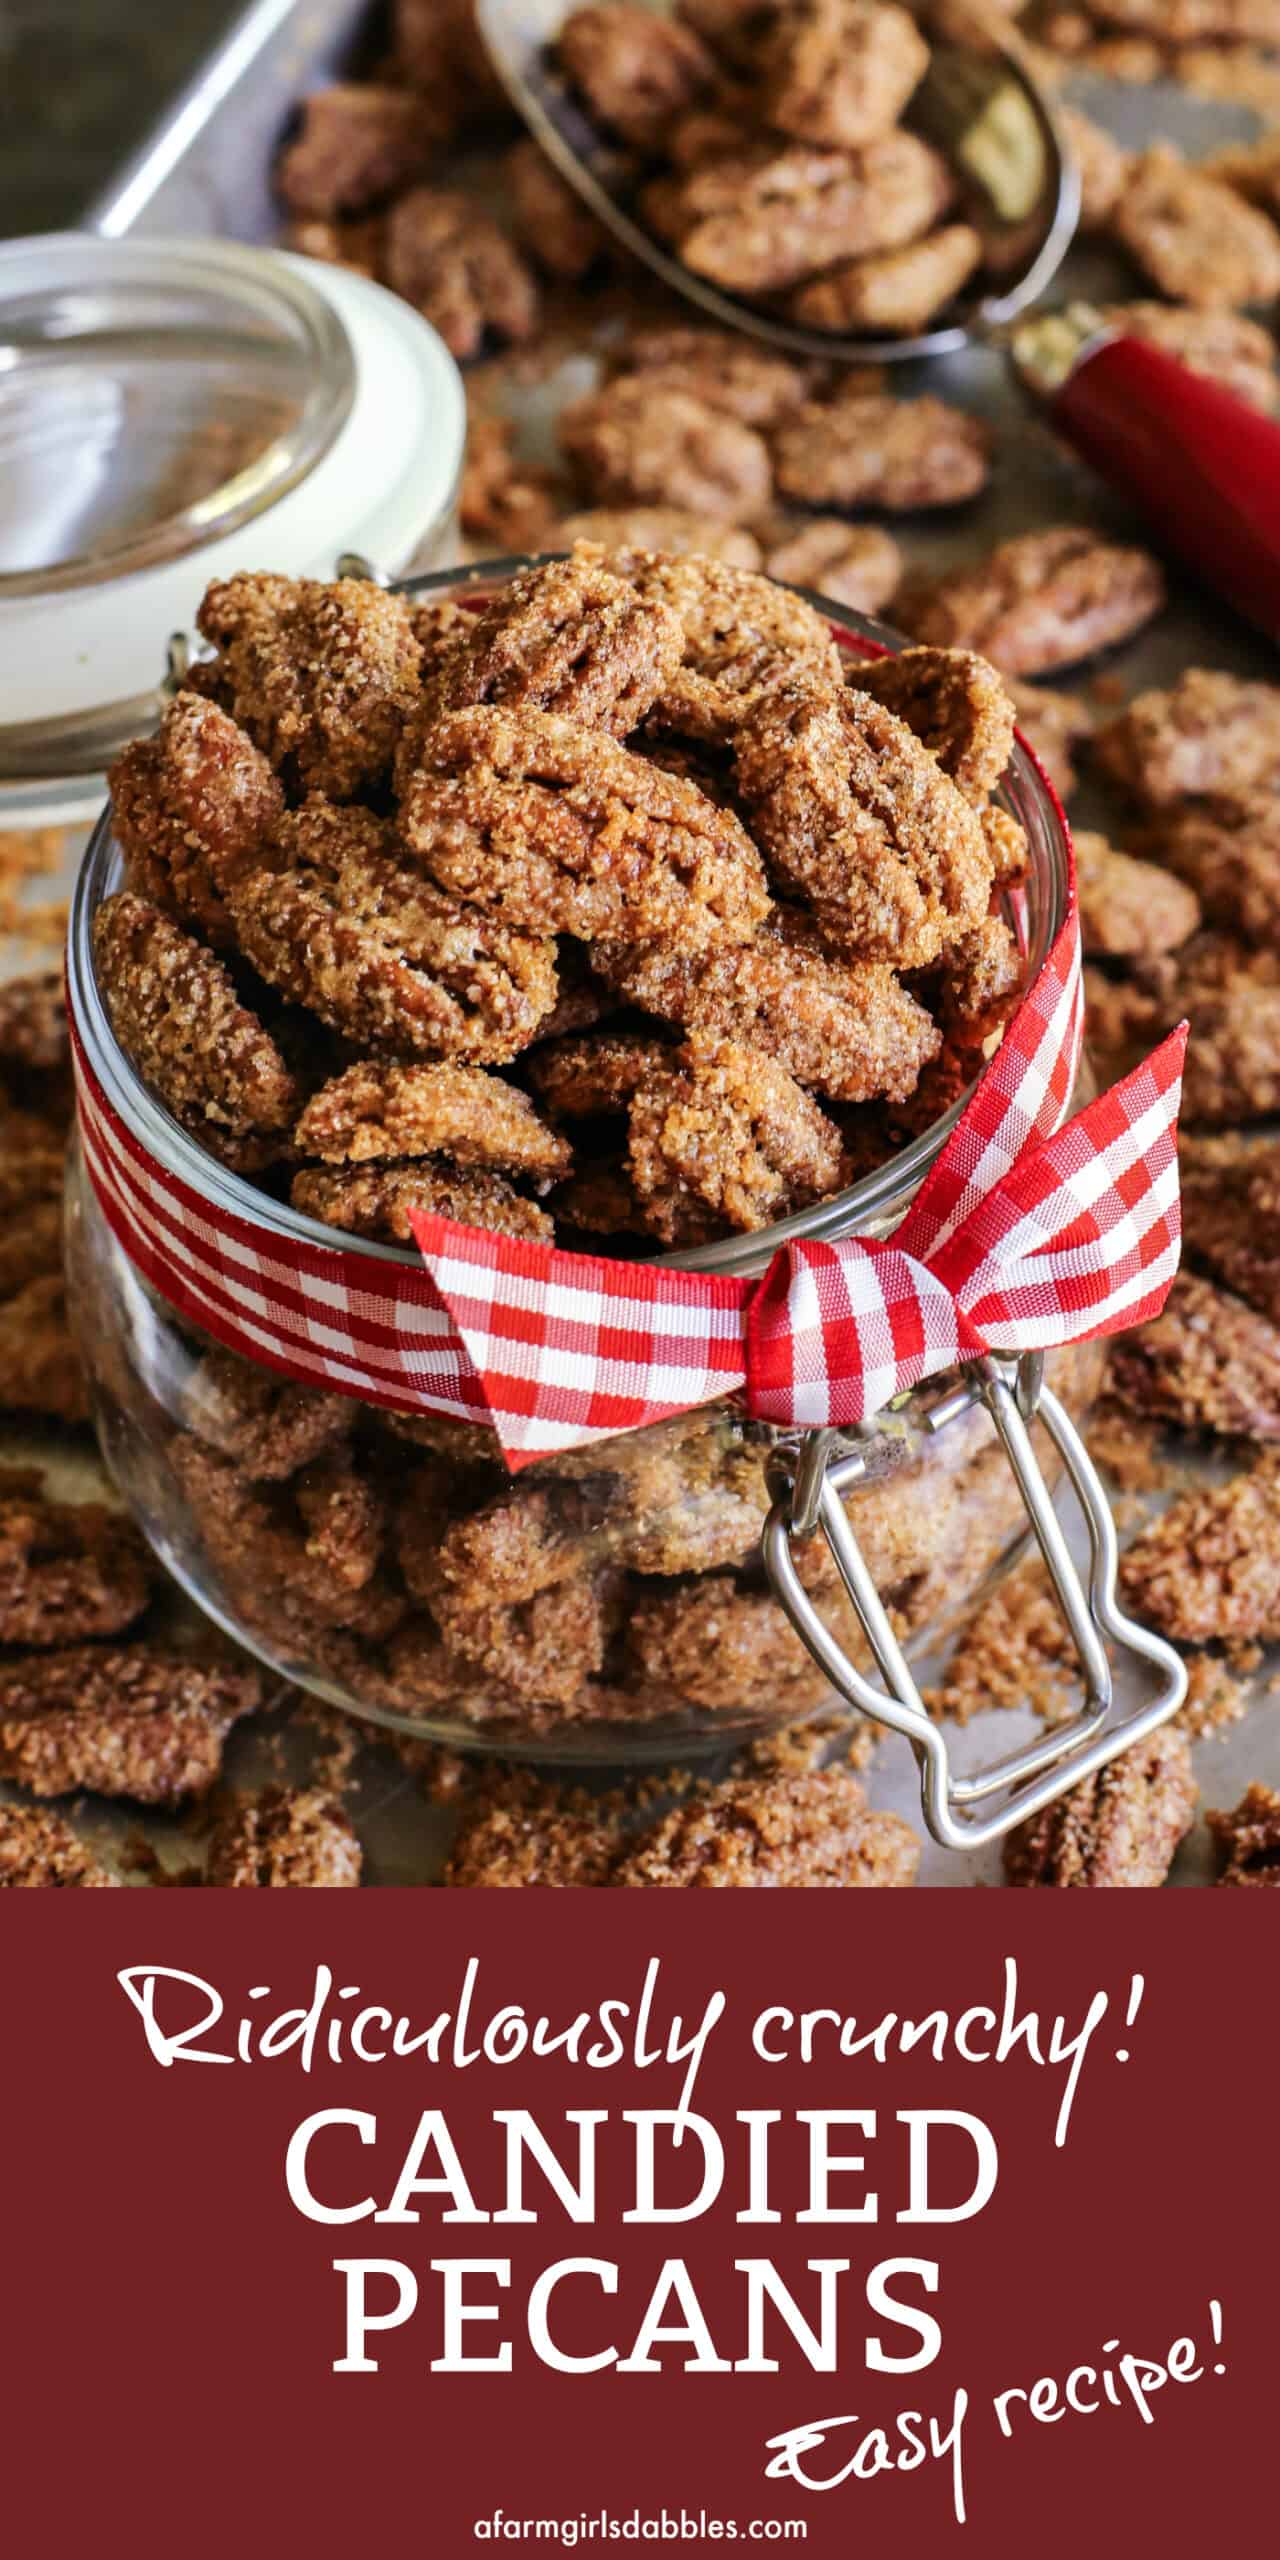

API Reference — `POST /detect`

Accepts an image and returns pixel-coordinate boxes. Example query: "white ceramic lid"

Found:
[0,233,466,827]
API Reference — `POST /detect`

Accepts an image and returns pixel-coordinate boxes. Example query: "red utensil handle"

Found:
[1051,333,1280,647]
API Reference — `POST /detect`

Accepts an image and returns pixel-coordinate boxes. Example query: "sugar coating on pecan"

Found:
[659,133,953,294]
[1074,829,1200,960]
[556,507,762,569]
[1110,1268,1280,1443]
[626,1575,834,1712]
[0,1472,153,1648]
[614,1766,921,1886]
[296,1448,388,1592]
[180,1346,352,1480]
[1102,300,1278,412]
[195,573,422,799]
[773,389,990,511]
[228,800,558,1064]
[1003,1726,1196,1887]
[383,186,540,359]
[506,137,607,280]
[402,704,771,948]
[1181,1133,1280,1327]
[936,915,1024,1043]
[619,548,845,743]
[1094,668,1280,809]
[1119,1448,1280,1642]
[759,0,930,152]
[1110,144,1280,307]
[295,1058,570,1183]
[1208,1781,1280,1888]
[204,1785,362,1886]
[1005,678,1093,803]
[0,971,67,1076]
[559,3,714,147]
[607,325,810,427]
[1154,794,1280,947]
[424,553,686,737]
[525,1030,674,1121]
[445,1797,622,1887]
[734,679,992,966]
[763,519,902,615]
[597,907,940,1104]
[897,527,1167,677]
[275,81,437,216]
[0,1799,119,1888]
[560,377,773,525]
[172,1442,407,1642]
[292,1158,554,1245]
[0,1642,260,1804]
[627,1033,849,1236]
[93,892,301,1147]
[849,645,1015,805]
[110,693,285,948]
[791,223,983,336]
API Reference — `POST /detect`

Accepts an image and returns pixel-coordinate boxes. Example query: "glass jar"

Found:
[64,568,1183,1844]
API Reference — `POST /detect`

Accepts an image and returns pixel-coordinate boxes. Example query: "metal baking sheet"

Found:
[6,0,1270,1885]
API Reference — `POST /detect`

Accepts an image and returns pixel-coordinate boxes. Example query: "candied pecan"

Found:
[849,645,1015,805]
[1119,1449,1280,1642]
[402,705,770,948]
[0,1277,87,1425]
[1082,965,1165,1083]
[621,548,844,743]
[0,971,67,1075]
[734,679,992,966]
[295,1450,388,1593]
[424,552,686,736]
[1181,1134,1280,1326]
[560,377,772,525]
[295,1059,570,1183]
[180,1346,351,1480]
[662,133,954,294]
[407,1480,605,1619]
[444,1570,618,1706]
[898,528,1166,677]
[560,3,713,145]
[276,83,437,217]
[227,800,558,1064]
[459,413,561,552]
[0,1800,119,1888]
[1073,829,1200,959]
[1110,1269,1280,1442]
[772,388,990,511]
[936,915,1024,1043]
[392,0,511,125]
[557,507,762,568]
[1103,300,1278,411]
[204,1785,362,1886]
[525,1031,673,1121]
[0,1475,152,1646]
[616,1767,920,1886]
[0,1644,259,1805]
[110,692,285,948]
[1178,937,1280,1126]
[550,1160,720,1245]
[172,1442,406,1641]
[627,1034,848,1237]
[607,326,810,427]
[626,1575,833,1711]
[578,1405,773,1575]
[94,892,300,1149]
[506,137,607,279]
[445,1797,622,1887]
[763,519,901,614]
[792,225,983,336]
[1151,794,1280,947]
[292,1159,553,1245]
[195,573,421,799]
[1110,144,1280,307]
[759,0,929,151]
[410,597,475,685]
[1094,668,1280,808]
[382,186,539,360]
[1061,103,1131,229]
[1004,1726,1196,1887]
[981,806,1029,886]
[1208,1781,1280,1888]
[598,907,940,1103]
[1006,678,1092,802]
[0,1191,61,1302]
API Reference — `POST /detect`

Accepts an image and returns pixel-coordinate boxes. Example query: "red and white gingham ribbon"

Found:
[70,883,1187,1473]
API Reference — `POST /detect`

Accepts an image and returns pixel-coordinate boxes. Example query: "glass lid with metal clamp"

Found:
[0,232,466,830]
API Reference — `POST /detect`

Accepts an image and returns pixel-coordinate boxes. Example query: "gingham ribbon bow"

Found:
[71,886,1187,1474]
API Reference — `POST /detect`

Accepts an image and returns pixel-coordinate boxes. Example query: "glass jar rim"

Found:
[66,555,1072,1281]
